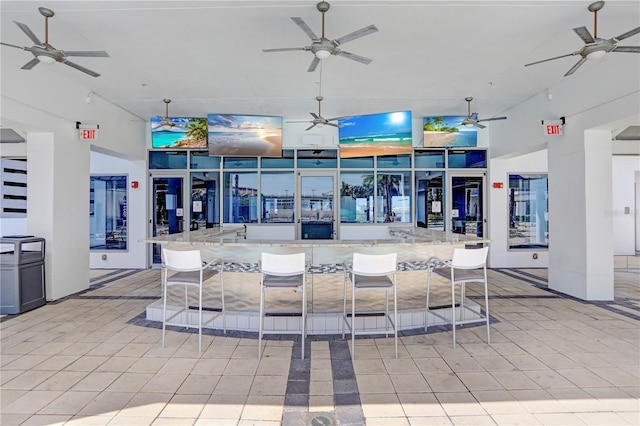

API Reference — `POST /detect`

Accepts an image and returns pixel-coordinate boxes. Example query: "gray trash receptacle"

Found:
[0,236,46,314]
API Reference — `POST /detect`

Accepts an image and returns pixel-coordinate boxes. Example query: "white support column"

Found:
[27,132,90,300]
[548,129,614,300]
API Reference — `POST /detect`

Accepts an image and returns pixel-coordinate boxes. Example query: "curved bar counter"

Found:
[143,228,490,335]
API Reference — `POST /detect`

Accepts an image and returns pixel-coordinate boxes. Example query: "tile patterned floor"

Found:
[1,263,638,425]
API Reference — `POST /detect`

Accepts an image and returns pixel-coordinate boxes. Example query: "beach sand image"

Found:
[423,131,458,147]
[339,144,413,158]
[208,132,282,157]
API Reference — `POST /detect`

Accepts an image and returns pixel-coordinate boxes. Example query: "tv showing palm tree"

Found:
[151,117,208,149]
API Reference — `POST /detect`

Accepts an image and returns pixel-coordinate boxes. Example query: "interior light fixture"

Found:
[586,50,606,60]
[37,55,56,64]
[464,123,474,128]
[85,92,94,104]
[315,48,331,60]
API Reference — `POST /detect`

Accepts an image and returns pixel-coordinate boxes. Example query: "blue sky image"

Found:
[338,111,412,138]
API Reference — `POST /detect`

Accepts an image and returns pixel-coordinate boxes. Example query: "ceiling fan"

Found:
[288,95,345,131]
[153,99,176,129]
[0,7,109,78]
[263,1,378,72]
[460,97,507,129]
[525,1,640,76]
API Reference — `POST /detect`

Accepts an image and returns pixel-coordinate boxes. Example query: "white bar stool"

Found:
[426,246,490,349]
[161,248,225,353]
[342,252,398,359]
[258,252,308,359]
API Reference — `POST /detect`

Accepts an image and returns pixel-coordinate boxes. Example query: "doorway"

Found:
[449,174,485,237]
[297,171,337,240]
[150,174,187,264]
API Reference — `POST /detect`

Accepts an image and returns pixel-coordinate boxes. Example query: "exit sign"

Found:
[542,120,564,136]
[78,128,98,141]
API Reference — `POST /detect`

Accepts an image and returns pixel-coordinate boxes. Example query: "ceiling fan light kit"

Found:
[524,1,640,76]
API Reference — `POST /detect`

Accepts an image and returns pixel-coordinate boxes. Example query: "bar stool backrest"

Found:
[451,246,489,270]
[163,248,203,271]
[261,252,306,275]
[353,252,397,276]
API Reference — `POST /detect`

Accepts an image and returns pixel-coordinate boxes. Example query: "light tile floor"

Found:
[1,263,638,425]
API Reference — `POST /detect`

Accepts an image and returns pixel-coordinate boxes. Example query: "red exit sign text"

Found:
[546,124,563,135]
[79,129,98,140]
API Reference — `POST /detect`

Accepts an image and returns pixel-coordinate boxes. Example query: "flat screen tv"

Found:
[338,111,412,158]
[208,114,283,157]
[423,116,478,147]
[151,117,207,149]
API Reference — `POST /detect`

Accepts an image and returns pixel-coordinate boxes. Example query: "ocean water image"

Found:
[423,116,478,147]
[208,114,282,157]
[151,117,207,149]
[338,111,413,158]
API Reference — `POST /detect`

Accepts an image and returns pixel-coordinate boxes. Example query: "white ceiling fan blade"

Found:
[307,56,320,72]
[524,52,577,67]
[573,26,595,44]
[1,41,27,50]
[475,123,486,129]
[614,26,640,42]
[477,116,507,123]
[310,112,320,120]
[305,123,317,131]
[61,50,110,57]
[564,57,587,76]
[263,47,306,53]
[62,59,101,77]
[613,46,640,53]
[21,57,40,70]
[335,50,372,65]
[334,24,378,45]
[326,122,341,128]
[291,17,319,40]
[14,21,42,46]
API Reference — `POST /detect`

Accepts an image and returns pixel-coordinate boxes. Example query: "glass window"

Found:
[340,172,374,223]
[340,156,373,169]
[223,157,258,169]
[297,149,338,168]
[376,172,411,223]
[261,150,294,168]
[377,154,411,169]
[223,172,258,223]
[191,172,219,230]
[190,151,220,169]
[149,151,188,169]
[90,175,127,250]
[415,171,444,230]
[448,150,487,168]
[509,174,548,249]
[261,172,294,223]
[414,150,445,168]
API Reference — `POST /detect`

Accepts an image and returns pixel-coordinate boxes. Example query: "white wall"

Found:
[612,155,640,255]
[90,151,147,268]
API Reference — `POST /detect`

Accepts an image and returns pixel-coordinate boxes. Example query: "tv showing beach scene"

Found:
[423,116,478,148]
[208,114,282,157]
[151,117,208,149]
[338,111,413,158]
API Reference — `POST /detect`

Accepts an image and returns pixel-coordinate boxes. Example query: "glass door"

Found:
[415,171,445,230]
[449,174,485,237]
[297,171,337,240]
[150,174,187,264]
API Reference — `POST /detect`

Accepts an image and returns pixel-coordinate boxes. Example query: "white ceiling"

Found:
[1,0,639,124]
